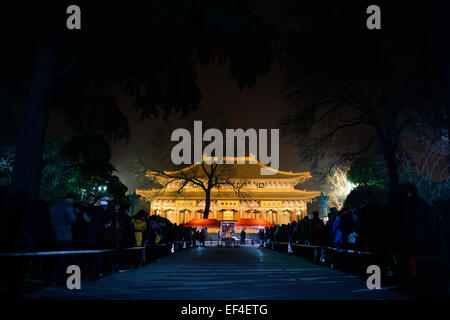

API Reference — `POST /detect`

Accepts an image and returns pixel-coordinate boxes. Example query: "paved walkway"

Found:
[26,247,409,300]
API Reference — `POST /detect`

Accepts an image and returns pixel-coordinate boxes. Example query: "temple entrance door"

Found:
[222,210,234,221]
[280,211,291,225]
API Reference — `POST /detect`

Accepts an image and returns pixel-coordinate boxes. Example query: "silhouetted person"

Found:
[132,210,147,267]
[240,229,246,245]
[402,183,446,298]
[117,206,132,271]
[30,199,55,283]
[200,228,206,246]
[326,207,338,246]
[49,193,77,286]
[310,211,325,245]
[82,196,108,280]
[258,229,264,246]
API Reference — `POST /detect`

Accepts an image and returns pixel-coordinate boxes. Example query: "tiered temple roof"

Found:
[137,156,320,202]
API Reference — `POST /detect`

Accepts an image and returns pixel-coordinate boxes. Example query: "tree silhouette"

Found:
[147,158,247,219]
[279,2,446,193]
[3,1,276,202]
[0,139,129,206]
[132,105,247,218]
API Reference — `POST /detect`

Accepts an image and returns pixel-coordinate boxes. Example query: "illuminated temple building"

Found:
[136,157,321,234]
[136,157,320,235]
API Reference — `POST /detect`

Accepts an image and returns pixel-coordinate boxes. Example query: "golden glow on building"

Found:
[136,157,321,230]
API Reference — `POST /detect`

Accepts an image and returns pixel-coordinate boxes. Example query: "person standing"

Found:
[402,183,446,298]
[102,200,121,275]
[117,206,132,271]
[240,229,246,245]
[132,210,148,267]
[258,229,264,247]
[49,193,77,286]
[82,196,108,280]
[326,207,338,246]
[310,211,325,263]
[200,228,206,247]
[310,211,325,244]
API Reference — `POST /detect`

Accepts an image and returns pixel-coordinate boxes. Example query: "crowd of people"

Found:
[1,182,448,296]
[258,183,449,297]
[0,190,195,288]
[259,183,448,256]
[259,210,327,248]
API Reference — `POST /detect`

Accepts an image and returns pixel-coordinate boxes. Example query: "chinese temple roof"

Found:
[146,156,312,182]
[136,188,321,201]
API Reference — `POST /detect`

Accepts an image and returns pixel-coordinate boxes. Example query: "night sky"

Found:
[3,1,442,197]
[11,1,394,195]
[107,1,320,192]
[37,0,318,193]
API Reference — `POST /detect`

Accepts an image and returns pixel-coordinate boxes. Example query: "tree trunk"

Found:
[11,44,56,202]
[437,5,450,174]
[446,101,450,173]
[203,189,211,219]
[443,46,450,174]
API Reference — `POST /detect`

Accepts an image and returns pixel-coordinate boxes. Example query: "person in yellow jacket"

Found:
[133,210,148,246]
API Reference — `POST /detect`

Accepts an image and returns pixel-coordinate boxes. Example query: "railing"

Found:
[205,239,259,246]
[263,241,448,283]
[266,241,446,259]
[0,240,197,296]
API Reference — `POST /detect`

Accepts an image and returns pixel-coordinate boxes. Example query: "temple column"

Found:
[240,203,243,219]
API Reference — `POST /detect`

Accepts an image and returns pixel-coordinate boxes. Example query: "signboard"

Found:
[261,201,282,208]
[216,200,240,207]
[221,222,235,233]
[175,200,197,207]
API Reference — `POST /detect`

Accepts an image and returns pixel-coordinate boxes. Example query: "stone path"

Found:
[25,247,410,300]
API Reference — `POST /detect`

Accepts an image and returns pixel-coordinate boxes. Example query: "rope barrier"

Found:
[271,241,445,260]
[2,240,442,260]
[274,241,388,255]
[324,246,384,256]
[291,243,320,248]
[0,242,175,257]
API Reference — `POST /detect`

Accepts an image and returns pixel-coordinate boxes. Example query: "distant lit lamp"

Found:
[315,192,330,219]
[295,209,302,221]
